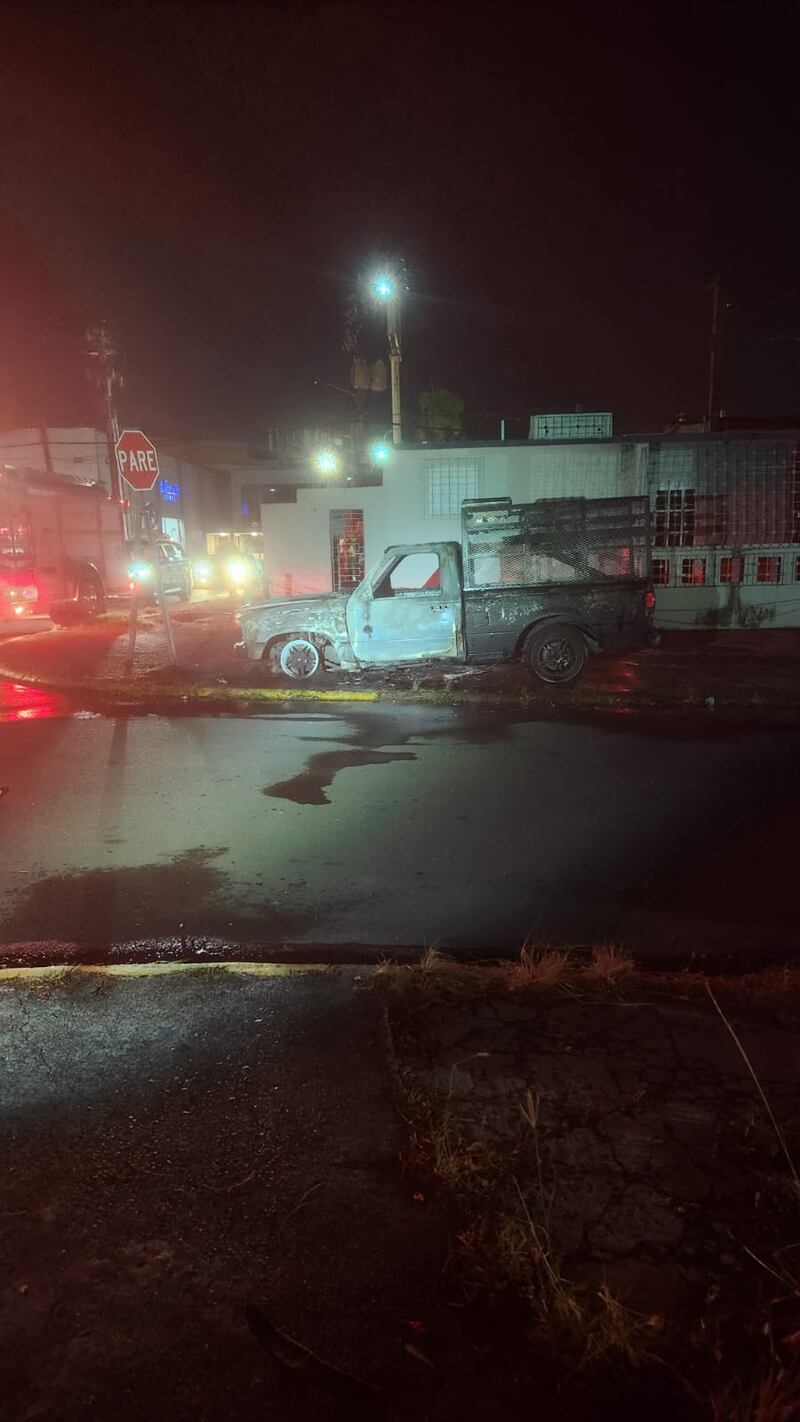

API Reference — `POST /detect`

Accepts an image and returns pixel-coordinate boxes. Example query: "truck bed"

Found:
[463,580,652,662]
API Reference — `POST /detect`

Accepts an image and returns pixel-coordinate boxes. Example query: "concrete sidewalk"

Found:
[2,961,800,1419]
[1,605,799,709]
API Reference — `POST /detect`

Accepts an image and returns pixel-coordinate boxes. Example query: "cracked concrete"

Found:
[384,972,800,1325]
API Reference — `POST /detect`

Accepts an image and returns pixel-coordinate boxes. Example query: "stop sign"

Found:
[115,429,160,491]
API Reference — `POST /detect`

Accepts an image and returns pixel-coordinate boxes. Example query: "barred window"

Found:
[654,489,695,546]
[681,557,706,586]
[757,556,782,584]
[719,556,743,584]
[652,557,670,586]
[423,458,482,519]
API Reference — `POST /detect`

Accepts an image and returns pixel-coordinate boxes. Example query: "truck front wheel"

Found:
[76,570,105,618]
[270,636,323,680]
[523,623,587,685]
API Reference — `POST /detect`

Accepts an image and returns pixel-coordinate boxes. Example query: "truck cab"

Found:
[345,543,464,664]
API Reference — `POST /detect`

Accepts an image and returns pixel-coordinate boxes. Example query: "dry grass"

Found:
[375,941,639,999]
[498,1087,662,1367]
[376,945,498,997]
[508,944,572,990]
[583,943,635,986]
[426,1116,502,1192]
[492,1195,660,1368]
[407,1054,502,1194]
[709,1362,800,1421]
[706,981,800,1199]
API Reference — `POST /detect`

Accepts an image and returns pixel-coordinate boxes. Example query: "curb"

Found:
[2,653,799,714]
[0,961,341,984]
[0,659,381,705]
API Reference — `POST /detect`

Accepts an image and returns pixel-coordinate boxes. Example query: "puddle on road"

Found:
[0,846,319,955]
[264,747,418,805]
[0,682,91,723]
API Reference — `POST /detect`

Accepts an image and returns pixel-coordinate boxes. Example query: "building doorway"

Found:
[330,509,365,591]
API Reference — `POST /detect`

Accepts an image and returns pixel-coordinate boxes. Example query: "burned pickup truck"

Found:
[237,495,656,685]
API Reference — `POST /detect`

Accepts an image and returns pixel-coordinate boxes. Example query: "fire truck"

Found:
[0,466,129,634]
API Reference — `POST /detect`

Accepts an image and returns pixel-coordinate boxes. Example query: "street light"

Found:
[369,440,391,466]
[371,273,397,302]
[369,269,402,445]
[313,449,340,476]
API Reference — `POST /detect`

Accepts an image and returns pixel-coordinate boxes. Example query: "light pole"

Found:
[371,273,402,444]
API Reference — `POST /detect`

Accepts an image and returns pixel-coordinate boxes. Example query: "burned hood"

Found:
[239,592,347,623]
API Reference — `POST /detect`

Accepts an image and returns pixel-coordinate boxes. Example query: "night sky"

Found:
[2,2,799,440]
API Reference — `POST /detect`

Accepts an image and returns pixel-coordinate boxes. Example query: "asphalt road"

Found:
[1,679,798,962]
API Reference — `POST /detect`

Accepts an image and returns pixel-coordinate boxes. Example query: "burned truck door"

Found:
[346,543,463,664]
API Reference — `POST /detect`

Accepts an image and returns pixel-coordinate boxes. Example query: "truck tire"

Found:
[523,623,587,685]
[270,636,323,680]
[76,569,105,618]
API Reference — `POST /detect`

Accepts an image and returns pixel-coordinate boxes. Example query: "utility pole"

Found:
[706,277,725,430]
[387,295,402,444]
[370,270,404,444]
[85,321,123,502]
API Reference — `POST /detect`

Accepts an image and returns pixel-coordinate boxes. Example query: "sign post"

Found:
[114,430,178,670]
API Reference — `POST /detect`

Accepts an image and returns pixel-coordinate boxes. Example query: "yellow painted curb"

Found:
[0,961,344,985]
[0,660,380,703]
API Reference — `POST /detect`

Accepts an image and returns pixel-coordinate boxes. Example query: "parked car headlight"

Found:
[226,558,250,583]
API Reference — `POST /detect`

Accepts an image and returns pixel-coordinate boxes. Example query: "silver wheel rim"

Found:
[279,638,320,678]
[535,636,580,682]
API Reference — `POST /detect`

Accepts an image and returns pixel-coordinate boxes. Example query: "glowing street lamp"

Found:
[371,273,397,302]
[369,441,391,466]
[313,449,340,476]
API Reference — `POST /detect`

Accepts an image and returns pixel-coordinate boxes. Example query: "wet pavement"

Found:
[1,680,799,963]
[0,967,458,1421]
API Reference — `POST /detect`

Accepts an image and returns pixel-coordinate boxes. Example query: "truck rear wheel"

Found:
[523,623,587,685]
[270,636,323,680]
[76,570,105,618]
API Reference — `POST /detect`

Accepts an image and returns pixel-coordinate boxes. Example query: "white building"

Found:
[259,428,800,630]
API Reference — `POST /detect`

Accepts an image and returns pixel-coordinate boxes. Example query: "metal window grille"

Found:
[695,493,727,545]
[719,555,744,584]
[680,556,706,586]
[756,555,782,584]
[652,557,670,585]
[655,488,695,546]
[423,458,482,519]
[330,509,365,591]
[649,439,797,544]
